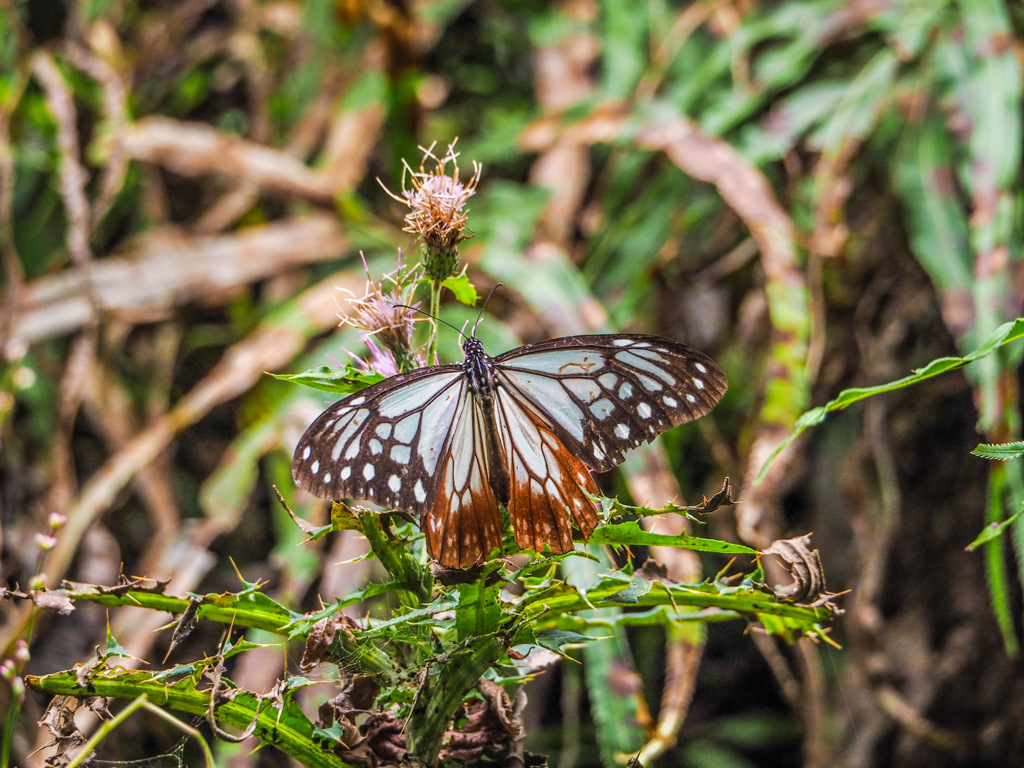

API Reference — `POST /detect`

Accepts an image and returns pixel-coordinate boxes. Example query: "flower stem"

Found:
[428,278,443,365]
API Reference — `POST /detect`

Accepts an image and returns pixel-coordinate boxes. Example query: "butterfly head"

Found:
[462,335,485,359]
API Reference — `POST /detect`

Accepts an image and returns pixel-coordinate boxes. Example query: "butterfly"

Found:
[292,334,726,567]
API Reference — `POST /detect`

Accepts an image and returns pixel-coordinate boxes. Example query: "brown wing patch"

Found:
[424,400,503,567]
[497,392,599,556]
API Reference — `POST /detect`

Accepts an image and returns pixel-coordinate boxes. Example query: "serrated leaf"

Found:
[971,441,1024,461]
[533,629,596,652]
[603,576,651,604]
[589,520,757,555]
[270,364,385,395]
[102,629,133,661]
[221,637,267,660]
[757,317,1024,482]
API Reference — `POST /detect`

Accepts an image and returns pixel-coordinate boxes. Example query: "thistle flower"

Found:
[339,256,423,374]
[382,140,481,282]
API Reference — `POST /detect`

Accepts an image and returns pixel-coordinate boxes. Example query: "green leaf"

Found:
[972,441,1024,461]
[102,628,133,661]
[532,629,595,652]
[968,507,1024,550]
[589,520,757,555]
[441,272,479,306]
[270,364,384,395]
[455,577,502,642]
[757,318,1024,482]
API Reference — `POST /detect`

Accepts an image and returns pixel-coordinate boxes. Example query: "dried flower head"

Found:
[381,140,481,281]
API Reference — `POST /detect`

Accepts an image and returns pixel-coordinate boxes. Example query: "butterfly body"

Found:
[293,334,726,567]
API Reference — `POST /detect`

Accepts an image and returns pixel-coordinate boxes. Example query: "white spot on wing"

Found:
[348,396,366,406]
[394,413,420,444]
[598,372,617,389]
[341,467,351,480]
[376,423,393,439]
[391,445,411,464]
[693,378,705,390]
[618,382,634,399]
[638,402,652,418]
[695,362,708,374]
[323,472,332,484]
[589,398,614,420]
[565,377,602,402]
[369,439,383,455]
[363,464,375,480]
[664,395,678,407]
[414,479,427,502]
[612,339,632,347]
[614,423,630,440]
[311,460,320,475]
[388,475,401,492]
[302,446,311,460]
[637,374,662,392]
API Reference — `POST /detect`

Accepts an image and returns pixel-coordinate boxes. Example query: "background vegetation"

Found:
[2,0,1023,766]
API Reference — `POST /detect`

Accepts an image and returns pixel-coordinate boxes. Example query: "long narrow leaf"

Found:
[757,318,1024,482]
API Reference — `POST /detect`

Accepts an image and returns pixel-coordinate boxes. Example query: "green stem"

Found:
[27,670,349,768]
[406,635,506,766]
[985,462,1020,655]
[360,513,433,606]
[0,682,19,768]
[46,588,397,680]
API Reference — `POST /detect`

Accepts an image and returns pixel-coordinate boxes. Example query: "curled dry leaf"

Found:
[478,679,524,738]
[300,615,362,671]
[38,695,92,766]
[300,617,337,672]
[166,595,202,657]
[681,476,736,514]
[761,534,836,606]
[31,589,75,615]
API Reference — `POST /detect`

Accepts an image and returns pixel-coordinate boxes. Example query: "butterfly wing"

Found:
[424,396,504,567]
[292,365,466,515]
[291,364,503,567]
[494,334,727,473]
[490,334,725,556]
[493,386,599,555]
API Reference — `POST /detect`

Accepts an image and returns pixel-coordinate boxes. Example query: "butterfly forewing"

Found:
[493,334,727,472]
[291,365,465,515]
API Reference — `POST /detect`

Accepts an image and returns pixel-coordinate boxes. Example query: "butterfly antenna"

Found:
[471,283,503,337]
[391,302,468,341]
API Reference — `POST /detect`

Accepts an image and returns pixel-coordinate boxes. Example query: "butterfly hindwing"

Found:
[425,397,504,567]
[494,334,726,472]
[291,365,465,515]
[494,388,599,556]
